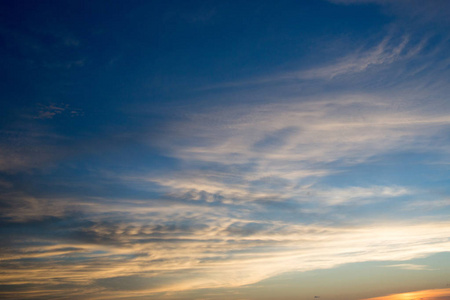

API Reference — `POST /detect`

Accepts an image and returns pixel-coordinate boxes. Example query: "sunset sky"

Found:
[1,0,450,299]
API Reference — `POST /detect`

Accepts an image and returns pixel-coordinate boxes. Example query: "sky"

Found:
[1,0,450,299]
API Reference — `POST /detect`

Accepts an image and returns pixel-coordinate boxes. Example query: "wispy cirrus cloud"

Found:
[383,263,434,271]
[0,170,446,298]
[149,94,450,192]
[201,32,431,90]
[294,34,425,80]
[1,203,450,299]
[2,38,449,298]
[1,1,450,298]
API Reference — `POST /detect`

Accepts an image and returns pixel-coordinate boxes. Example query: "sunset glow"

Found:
[363,288,450,300]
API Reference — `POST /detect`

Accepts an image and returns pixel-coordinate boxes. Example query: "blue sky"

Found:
[1,1,450,299]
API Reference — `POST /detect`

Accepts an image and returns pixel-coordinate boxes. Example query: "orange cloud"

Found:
[362,288,450,300]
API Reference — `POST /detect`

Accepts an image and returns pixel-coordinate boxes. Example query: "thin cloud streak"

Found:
[383,263,434,271]
[201,33,430,90]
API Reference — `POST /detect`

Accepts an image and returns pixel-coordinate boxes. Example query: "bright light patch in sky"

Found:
[362,288,450,300]
[1,0,450,299]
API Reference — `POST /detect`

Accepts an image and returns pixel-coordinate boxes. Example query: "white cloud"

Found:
[201,33,429,91]
[312,186,411,205]
[149,94,450,201]
[383,263,433,271]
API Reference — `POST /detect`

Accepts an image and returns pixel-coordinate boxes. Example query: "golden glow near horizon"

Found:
[362,288,450,300]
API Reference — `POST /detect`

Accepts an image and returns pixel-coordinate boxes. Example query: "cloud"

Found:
[383,263,434,271]
[0,193,73,222]
[1,1,450,298]
[0,126,65,172]
[34,104,67,119]
[201,31,432,91]
[2,54,449,300]
[312,186,411,206]
[361,288,450,300]
[1,211,450,299]
[148,94,450,197]
[296,35,417,80]
[34,103,83,119]
[224,222,270,237]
